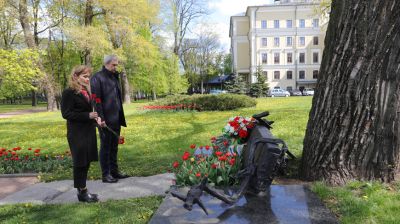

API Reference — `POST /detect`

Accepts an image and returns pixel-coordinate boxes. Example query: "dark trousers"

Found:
[100,127,120,176]
[73,164,90,188]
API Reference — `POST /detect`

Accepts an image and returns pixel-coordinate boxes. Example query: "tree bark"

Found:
[18,0,57,111]
[300,0,400,185]
[121,71,131,104]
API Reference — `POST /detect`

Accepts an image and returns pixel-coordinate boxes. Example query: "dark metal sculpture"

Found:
[170,111,295,214]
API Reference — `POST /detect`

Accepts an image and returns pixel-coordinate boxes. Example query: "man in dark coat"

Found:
[90,55,128,183]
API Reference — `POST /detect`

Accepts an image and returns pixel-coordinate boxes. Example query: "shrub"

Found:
[149,94,256,111]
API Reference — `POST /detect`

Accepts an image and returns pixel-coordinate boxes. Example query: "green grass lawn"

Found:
[1,96,400,223]
[0,196,162,224]
[0,97,311,181]
[0,104,46,113]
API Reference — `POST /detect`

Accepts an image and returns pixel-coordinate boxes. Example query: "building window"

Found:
[287,71,293,80]
[287,20,292,28]
[313,70,319,79]
[286,86,293,91]
[299,19,305,28]
[299,37,305,46]
[274,71,280,80]
[274,37,280,47]
[262,38,268,46]
[299,53,305,63]
[287,53,293,63]
[263,71,268,80]
[274,20,280,28]
[313,19,319,28]
[261,20,267,29]
[313,52,319,63]
[262,53,268,64]
[299,70,305,79]
[286,37,293,46]
[313,36,319,45]
[274,53,280,64]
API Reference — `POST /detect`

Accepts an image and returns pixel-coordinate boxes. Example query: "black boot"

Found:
[77,188,99,203]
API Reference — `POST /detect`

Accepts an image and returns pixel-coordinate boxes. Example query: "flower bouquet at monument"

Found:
[222,116,255,144]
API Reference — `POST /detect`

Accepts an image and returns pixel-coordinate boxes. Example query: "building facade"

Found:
[229,0,328,92]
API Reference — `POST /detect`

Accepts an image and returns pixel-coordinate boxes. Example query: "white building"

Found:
[229,0,328,92]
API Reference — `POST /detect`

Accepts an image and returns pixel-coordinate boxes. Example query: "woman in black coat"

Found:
[61,65,104,203]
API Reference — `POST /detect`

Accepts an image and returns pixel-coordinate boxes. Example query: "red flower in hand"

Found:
[95,98,102,103]
[172,161,179,168]
[91,94,97,99]
[118,136,125,144]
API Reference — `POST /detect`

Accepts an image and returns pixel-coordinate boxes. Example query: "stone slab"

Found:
[149,185,338,224]
[0,177,38,199]
[0,173,175,205]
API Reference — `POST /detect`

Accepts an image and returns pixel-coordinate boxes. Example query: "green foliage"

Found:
[163,54,189,94]
[152,94,257,111]
[0,49,43,99]
[223,53,232,75]
[249,66,269,98]
[225,73,248,94]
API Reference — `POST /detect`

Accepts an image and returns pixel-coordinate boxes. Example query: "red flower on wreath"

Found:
[239,129,248,138]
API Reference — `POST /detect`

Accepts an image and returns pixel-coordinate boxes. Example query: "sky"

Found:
[200,0,275,52]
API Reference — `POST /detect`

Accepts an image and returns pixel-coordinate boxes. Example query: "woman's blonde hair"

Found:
[68,65,93,93]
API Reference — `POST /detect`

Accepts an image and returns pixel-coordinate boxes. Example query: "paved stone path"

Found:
[0,173,175,205]
[0,108,47,119]
[0,176,39,199]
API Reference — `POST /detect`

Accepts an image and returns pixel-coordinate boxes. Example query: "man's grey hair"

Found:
[103,55,118,65]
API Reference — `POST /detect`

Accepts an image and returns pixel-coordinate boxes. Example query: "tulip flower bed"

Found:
[0,147,72,174]
[172,116,256,186]
[142,104,198,111]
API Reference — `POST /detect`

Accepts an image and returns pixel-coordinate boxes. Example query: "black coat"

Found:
[61,88,98,167]
[90,67,126,129]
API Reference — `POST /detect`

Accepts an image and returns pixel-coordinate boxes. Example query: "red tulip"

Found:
[95,98,102,103]
[182,151,190,161]
[211,163,218,169]
[195,172,201,177]
[172,161,179,168]
[28,148,32,150]
[34,149,40,153]
[11,151,16,156]
[239,129,248,138]
[229,158,236,166]
[218,155,227,161]
[205,145,210,150]
[190,144,196,149]
[215,151,223,156]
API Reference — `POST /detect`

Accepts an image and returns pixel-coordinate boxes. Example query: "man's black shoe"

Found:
[102,174,118,183]
[111,172,130,179]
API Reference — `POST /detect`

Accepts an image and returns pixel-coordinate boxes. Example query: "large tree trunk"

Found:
[83,0,93,66]
[121,72,131,104]
[300,0,400,185]
[19,0,58,111]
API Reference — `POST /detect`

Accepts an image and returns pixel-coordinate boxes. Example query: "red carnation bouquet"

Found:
[223,116,255,143]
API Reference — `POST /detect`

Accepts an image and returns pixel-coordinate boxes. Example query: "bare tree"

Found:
[300,0,400,185]
[166,0,208,61]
